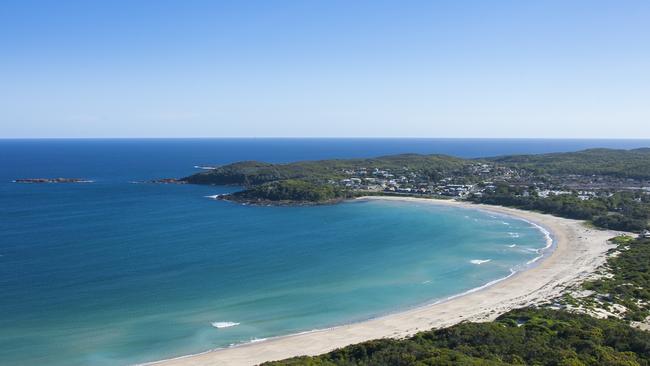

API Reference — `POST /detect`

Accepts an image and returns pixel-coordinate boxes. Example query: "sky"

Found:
[1,0,649,138]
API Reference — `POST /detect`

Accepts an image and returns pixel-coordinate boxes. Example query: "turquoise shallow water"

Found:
[0,187,548,365]
[0,139,583,365]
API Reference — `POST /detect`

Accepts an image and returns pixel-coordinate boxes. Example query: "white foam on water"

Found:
[211,321,240,329]
[205,194,221,200]
[437,268,517,303]
[516,220,553,252]
[526,255,543,265]
[497,214,553,253]
[511,217,554,265]
[508,244,517,248]
[470,259,491,265]
[143,206,558,366]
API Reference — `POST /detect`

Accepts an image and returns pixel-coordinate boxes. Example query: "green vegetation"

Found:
[183,154,469,203]
[567,236,650,322]
[229,179,352,203]
[263,236,650,366]
[264,308,650,366]
[20,152,646,363]
[185,149,650,187]
[178,148,650,365]
[470,186,649,232]
[180,149,650,226]
[488,148,650,180]
[182,154,468,186]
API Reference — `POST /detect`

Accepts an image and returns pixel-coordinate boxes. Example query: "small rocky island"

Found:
[13,178,93,184]
[148,178,187,184]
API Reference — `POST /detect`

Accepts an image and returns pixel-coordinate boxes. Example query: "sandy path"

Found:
[146,197,621,366]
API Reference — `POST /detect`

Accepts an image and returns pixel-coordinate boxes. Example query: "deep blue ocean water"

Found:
[1,139,649,365]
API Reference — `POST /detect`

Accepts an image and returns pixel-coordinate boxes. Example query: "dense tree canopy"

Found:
[182,154,467,186]
[265,308,650,366]
[471,186,649,232]
[230,180,350,203]
[488,148,650,180]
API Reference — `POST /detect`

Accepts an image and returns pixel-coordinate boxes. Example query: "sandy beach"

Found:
[148,196,622,366]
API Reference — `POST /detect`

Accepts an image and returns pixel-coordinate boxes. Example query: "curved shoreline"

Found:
[146,196,620,366]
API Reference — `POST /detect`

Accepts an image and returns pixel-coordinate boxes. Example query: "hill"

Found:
[488,148,650,180]
[181,154,468,186]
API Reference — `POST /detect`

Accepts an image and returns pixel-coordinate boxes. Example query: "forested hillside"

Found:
[264,308,650,366]
[182,154,468,186]
[488,148,650,179]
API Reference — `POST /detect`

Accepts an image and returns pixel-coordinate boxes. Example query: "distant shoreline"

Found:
[12,178,93,184]
[146,197,621,366]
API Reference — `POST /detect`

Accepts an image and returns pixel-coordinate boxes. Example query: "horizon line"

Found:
[2,137,650,140]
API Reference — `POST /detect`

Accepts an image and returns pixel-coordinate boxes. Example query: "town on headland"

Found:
[179,148,650,233]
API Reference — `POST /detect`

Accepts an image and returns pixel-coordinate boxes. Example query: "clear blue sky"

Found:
[1,0,649,138]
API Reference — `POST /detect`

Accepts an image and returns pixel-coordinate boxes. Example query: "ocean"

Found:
[1,138,648,365]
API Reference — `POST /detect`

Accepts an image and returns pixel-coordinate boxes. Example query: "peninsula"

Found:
[182,148,650,233]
